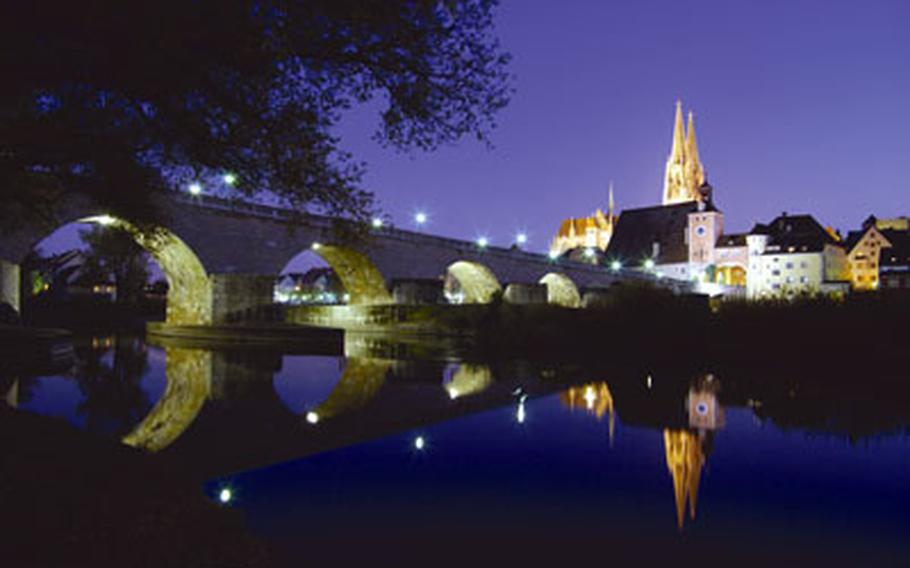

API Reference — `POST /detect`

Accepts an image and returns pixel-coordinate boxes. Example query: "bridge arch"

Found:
[122,346,212,453]
[539,272,581,308]
[446,260,502,304]
[295,244,391,305]
[77,216,212,325]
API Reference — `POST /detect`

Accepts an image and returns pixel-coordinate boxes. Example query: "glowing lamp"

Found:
[414,436,426,450]
[476,236,489,248]
[188,182,202,195]
[414,212,428,226]
[306,411,319,424]
[311,242,322,251]
[516,233,528,245]
[93,215,116,226]
[643,259,656,270]
[222,173,237,186]
[583,247,595,258]
[218,488,232,504]
[548,250,560,261]
[610,260,622,271]
[371,217,384,229]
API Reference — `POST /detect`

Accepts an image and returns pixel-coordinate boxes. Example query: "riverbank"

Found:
[0,405,272,566]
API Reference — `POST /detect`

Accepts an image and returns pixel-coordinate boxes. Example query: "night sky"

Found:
[337,0,909,250]
[42,0,910,258]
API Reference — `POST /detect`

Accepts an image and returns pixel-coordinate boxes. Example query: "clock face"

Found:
[695,225,707,237]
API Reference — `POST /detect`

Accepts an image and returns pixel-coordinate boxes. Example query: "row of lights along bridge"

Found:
[181,178,657,273]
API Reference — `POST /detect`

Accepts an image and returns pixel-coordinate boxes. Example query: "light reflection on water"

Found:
[7,334,910,559]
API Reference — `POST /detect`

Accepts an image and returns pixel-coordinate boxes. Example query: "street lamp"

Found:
[414,211,428,227]
[515,233,528,246]
[188,182,202,195]
[222,173,237,186]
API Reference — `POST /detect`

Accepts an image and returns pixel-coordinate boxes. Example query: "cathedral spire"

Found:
[671,100,686,162]
[608,181,615,218]
[686,111,699,168]
[686,111,706,187]
[663,101,709,205]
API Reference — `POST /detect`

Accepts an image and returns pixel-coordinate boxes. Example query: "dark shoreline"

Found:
[0,406,272,567]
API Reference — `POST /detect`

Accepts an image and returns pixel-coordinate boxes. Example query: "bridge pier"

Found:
[504,283,547,305]
[209,273,276,323]
[0,260,20,314]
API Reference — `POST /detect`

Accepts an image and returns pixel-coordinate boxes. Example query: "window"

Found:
[786,262,794,269]
[786,276,793,283]
[772,270,780,276]
[695,226,706,236]
[772,283,781,290]
[800,261,808,268]
[800,276,809,284]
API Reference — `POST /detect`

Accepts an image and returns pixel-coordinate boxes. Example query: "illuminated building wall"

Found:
[549,188,618,257]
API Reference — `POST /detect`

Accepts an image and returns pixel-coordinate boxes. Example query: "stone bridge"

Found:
[0,191,684,325]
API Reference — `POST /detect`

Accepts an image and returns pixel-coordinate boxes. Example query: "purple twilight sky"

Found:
[41,0,910,261]
[336,0,910,251]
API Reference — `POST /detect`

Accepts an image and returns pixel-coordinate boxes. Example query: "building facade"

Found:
[549,187,618,257]
[844,215,910,291]
[745,214,849,299]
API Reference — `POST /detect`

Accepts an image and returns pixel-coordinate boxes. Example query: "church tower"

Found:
[663,101,708,205]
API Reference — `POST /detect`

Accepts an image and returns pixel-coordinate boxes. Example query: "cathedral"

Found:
[663,100,708,205]
[548,186,618,258]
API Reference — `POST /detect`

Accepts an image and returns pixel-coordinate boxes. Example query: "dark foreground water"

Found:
[7,334,910,564]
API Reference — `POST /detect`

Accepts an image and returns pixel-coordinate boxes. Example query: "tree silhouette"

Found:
[0,1,512,230]
[78,226,150,305]
[74,337,152,437]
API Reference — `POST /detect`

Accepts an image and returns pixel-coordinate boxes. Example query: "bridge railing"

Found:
[168,191,681,287]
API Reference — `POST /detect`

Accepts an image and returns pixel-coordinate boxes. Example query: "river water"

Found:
[8,334,910,563]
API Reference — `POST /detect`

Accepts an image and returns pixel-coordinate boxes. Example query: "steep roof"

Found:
[757,214,840,253]
[880,230,910,268]
[606,201,716,264]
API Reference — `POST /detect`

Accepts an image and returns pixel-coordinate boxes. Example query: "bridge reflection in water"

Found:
[10,334,733,529]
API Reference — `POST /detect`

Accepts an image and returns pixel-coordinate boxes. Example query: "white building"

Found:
[745,214,849,299]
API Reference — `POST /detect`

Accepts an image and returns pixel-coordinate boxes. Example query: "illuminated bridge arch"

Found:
[122,347,212,453]
[77,216,212,325]
[308,244,392,305]
[539,272,581,308]
[446,260,502,304]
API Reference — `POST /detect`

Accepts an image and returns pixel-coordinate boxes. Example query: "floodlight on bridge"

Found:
[583,247,596,259]
[306,411,319,424]
[311,242,322,251]
[547,250,560,261]
[515,233,528,246]
[83,214,117,226]
[610,260,622,272]
[476,236,489,249]
[188,182,203,195]
[371,217,384,229]
[643,258,656,270]
[414,436,426,451]
[414,211,428,227]
[222,173,237,186]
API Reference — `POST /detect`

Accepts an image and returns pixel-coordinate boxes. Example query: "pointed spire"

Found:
[608,181,615,218]
[686,111,699,166]
[671,100,685,162]
[686,110,706,188]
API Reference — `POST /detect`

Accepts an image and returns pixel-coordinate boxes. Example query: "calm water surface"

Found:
[9,334,910,563]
